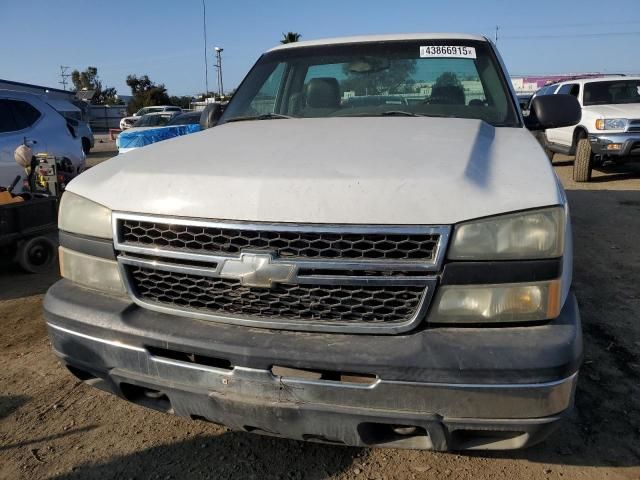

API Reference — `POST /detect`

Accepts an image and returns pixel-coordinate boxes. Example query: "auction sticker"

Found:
[420,46,476,59]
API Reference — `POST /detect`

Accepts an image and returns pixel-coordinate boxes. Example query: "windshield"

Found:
[135,114,173,127]
[584,80,640,106]
[220,40,520,127]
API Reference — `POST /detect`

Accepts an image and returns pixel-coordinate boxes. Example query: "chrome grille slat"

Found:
[113,213,449,334]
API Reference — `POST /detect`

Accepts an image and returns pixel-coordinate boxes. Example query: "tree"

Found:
[71,66,100,91]
[433,71,462,90]
[70,66,121,105]
[280,32,301,44]
[169,96,193,110]
[94,87,122,105]
[125,74,170,114]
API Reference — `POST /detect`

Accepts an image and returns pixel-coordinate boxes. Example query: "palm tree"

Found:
[280,32,301,44]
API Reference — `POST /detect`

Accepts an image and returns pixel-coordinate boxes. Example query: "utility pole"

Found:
[495,25,499,44]
[214,47,224,98]
[202,0,209,97]
[59,65,71,90]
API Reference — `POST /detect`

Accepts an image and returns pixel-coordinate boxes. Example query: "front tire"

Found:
[573,138,593,182]
[82,137,91,154]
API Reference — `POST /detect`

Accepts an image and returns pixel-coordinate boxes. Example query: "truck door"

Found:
[546,84,581,147]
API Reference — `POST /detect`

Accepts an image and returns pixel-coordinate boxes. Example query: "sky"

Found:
[1,0,639,97]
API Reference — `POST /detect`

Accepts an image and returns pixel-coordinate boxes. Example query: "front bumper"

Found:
[44,280,582,450]
[589,132,640,157]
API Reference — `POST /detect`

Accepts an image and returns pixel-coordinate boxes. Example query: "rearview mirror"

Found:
[200,103,224,129]
[525,95,581,131]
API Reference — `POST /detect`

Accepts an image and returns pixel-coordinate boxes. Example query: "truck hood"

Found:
[583,103,640,118]
[69,117,563,225]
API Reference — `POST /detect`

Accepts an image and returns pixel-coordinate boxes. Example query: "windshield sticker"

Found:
[420,46,476,59]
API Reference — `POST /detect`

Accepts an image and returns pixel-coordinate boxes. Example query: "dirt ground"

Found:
[1,148,639,480]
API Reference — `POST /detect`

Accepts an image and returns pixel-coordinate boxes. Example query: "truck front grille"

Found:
[121,219,440,261]
[129,265,425,325]
[114,213,448,334]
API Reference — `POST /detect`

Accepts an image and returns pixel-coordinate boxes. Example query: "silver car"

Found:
[0,89,85,190]
[64,117,94,154]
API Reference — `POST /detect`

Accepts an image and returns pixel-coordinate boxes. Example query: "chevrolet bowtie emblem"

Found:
[219,253,295,288]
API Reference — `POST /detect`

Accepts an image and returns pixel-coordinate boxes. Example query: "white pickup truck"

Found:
[540,76,640,181]
[44,33,583,451]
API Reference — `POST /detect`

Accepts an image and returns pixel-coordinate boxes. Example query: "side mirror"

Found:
[525,94,581,131]
[200,103,224,129]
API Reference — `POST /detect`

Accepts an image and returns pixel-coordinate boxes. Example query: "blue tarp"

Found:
[117,124,200,151]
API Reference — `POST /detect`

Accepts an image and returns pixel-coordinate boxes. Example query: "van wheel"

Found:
[573,139,593,182]
[17,236,57,273]
[82,137,91,154]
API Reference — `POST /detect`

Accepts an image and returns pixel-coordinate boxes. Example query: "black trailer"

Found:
[0,196,58,273]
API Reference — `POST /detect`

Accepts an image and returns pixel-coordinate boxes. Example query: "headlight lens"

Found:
[448,207,564,260]
[59,192,112,239]
[59,247,126,296]
[429,280,561,324]
[595,118,628,130]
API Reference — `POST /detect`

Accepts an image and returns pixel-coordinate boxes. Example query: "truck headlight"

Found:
[59,191,112,239]
[448,207,564,260]
[58,192,125,295]
[430,280,561,324]
[595,118,628,130]
[59,247,126,295]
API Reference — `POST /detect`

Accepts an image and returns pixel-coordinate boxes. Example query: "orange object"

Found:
[0,191,24,205]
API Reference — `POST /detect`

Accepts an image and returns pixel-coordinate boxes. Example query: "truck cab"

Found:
[45,33,582,451]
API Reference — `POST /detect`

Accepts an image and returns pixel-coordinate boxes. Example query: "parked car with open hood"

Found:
[46,33,582,451]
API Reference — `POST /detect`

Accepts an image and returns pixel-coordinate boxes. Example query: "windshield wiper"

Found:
[380,111,421,117]
[225,113,294,123]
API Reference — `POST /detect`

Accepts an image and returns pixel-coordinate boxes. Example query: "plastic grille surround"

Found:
[121,219,440,261]
[129,265,426,324]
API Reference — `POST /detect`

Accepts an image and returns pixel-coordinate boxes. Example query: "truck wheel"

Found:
[573,138,593,182]
[17,236,57,273]
[82,137,91,154]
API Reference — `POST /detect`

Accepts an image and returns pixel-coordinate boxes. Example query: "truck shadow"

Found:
[50,430,362,480]
[0,394,29,420]
[0,264,59,301]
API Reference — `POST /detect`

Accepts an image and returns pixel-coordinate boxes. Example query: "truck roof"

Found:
[268,33,488,52]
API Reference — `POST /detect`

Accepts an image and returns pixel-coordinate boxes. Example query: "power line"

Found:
[500,19,640,30]
[59,65,71,90]
[502,31,640,40]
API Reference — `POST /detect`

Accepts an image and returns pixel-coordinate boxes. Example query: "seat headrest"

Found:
[306,78,340,108]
